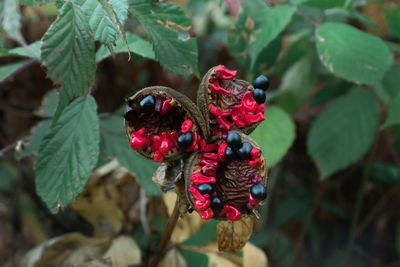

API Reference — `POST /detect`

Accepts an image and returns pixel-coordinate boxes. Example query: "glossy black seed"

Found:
[197,183,213,195]
[250,184,267,201]
[253,75,270,91]
[177,131,193,149]
[253,88,266,104]
[188,208,194,213]
[124,106,135,121]
[210,197,223,214]
[226,132,242,150]
[225,146,237,161]
[236,142,253,160]
[139,95,155,113]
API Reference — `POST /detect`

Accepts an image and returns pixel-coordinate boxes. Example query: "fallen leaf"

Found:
[243,242,268,267]
[158,248,187,267]
[103,235,141,267]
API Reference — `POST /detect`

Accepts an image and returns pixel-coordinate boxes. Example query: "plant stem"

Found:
[149,198,180,267]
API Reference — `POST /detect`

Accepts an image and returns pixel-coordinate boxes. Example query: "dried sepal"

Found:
[217,215,254,254]
[198,66,266,136]
[125,86,209,162]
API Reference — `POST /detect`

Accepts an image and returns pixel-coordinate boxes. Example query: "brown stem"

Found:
[149,198,180,267]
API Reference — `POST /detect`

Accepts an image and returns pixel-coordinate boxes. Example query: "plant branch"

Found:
[0,59,37,89]
[149,197,180,267]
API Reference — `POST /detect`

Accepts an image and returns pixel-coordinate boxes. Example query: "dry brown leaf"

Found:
[243,242,268,267]
[163,192,204,243]
[158,248,187,267]
[71,198,124,237]
[217,215,254,254]
[103,235,141,267]
[24,232,110,267]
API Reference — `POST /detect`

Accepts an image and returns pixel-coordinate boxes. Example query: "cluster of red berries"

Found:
[125,66,269,222]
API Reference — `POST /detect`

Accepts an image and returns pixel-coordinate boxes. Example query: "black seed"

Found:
[124,106,135,121]
[226,132,241,150]
[197,183,214,195]
[177,131,193,149]
[253,75,270,91]
[250,184,267,201]
[243,208,253,215]
[188,208,194,213]
[236,142,252,160]
[252,88,266,104]
[211,197,223,214]
[139,95,155,113]
[225,146,237,161]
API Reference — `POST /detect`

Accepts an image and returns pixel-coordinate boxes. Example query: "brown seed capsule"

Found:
[184,131,267,221]
[125,86,209,162]
[197,65,265,136]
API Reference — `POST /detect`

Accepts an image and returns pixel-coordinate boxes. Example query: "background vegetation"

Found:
[0,0,400,266]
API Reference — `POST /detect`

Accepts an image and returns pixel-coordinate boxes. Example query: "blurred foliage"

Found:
[1,0,400,266]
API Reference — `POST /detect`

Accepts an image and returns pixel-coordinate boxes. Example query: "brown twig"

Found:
[149,198,180,267]
[0,59,37,89]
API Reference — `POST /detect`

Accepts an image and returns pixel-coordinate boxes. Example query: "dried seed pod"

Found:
[184,131,267,221]
[198,65,266,136]
[125,86,209,162]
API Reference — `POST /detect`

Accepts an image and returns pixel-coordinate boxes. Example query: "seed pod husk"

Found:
[198,66,266,136]
[184,131,267,221]
[125,86,209,163]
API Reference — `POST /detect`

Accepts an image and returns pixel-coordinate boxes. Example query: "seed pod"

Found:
[198,65,266,136]
[184,131,267,221]
[125,86,209,162]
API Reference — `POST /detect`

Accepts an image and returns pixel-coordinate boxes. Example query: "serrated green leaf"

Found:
[383,64,400,99]
[130,1,199,77]
[36,89,59,117]
[381,95,400,129]
[304,0,346,8]
[248,5,296,67]
[41,1,96,98]
[0,0,24,42]
[0,60,28,83]
[96,32,155,62]
[75,0,128,51]
[7,41,41,60]
[307,88,378,178]
[99,111,162,196]
[250,106,296,168]
[19,0,50,6]
[316,23,394,86]
[35,96,99,213]
[384,6,400,39]
[368,162,400,186]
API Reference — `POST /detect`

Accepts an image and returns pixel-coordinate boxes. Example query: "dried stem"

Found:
[149,198,180,267]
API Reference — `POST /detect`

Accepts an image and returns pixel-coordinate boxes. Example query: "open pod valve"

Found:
[124,86,209,162]
[184,131,267,221]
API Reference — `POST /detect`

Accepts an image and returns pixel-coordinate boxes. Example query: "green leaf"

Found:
[36,89,59,117]
[75,0,128,51]
[19,0,50,6]
[96,32,155,62]
[7,41,41,60]
[182,220,217,246]
[307,88,378,178]
[0,0,24,42]
[310,81,350,107]
[368,162,400,186]
[251,106,296,168]
[15,120,51,160]
[41,1,96,98]
[0,162,20,191]
[382,64,400,99]
[248,5,296,67]
[35,96,99,213]
[130,1,199,77]
[384,6,400,39]
[0,60,27,83]
[316,23,394,86]
[99,110,161,196]
[180,249,208,266]
[304,0,346,8]
[277,55,317,114]
[381,95,400,129]
[323,251,366,267]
